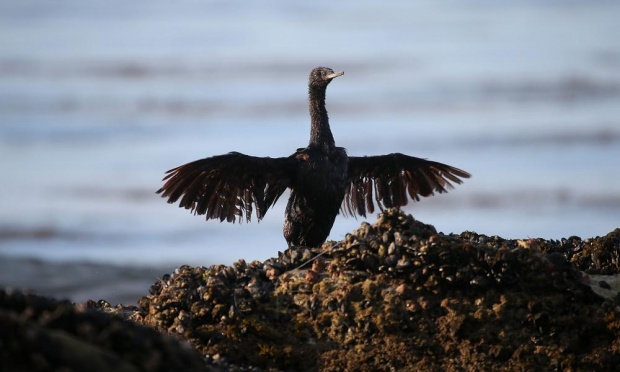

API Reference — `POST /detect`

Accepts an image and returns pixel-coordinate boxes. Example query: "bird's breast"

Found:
[293,149,348,198]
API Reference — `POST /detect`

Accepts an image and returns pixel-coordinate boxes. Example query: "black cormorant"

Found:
[157,67,470,248]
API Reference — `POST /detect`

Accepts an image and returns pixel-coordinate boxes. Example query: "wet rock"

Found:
[0,289,206,372]
[6,209,620,371]
[128,209,620,371]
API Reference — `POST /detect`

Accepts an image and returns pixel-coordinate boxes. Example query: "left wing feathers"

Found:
[157,152,296,223]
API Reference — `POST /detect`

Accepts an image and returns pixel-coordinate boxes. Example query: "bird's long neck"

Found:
[308,86,335,151]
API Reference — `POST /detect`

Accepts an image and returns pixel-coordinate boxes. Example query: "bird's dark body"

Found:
[284,146,348,247]
[157,67,471,249]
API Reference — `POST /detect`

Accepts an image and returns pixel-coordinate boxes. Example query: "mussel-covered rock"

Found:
[126,209,620,371]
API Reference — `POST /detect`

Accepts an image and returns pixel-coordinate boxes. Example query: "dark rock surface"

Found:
[0,289,206,372]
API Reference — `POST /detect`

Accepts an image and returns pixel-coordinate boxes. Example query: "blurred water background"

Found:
[1,0,619,303]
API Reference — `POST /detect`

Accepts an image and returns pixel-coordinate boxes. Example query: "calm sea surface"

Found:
[1,0,619,276]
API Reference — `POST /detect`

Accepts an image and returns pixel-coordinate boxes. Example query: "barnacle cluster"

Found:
[133,209,620,371]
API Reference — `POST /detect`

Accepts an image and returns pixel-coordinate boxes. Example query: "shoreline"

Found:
[0,256,175,305]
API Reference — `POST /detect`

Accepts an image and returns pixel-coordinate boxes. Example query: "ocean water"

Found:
[1,0,619,277]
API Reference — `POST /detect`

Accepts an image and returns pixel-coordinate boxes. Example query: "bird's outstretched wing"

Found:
[157,152,297,223]
[343,153,471,217]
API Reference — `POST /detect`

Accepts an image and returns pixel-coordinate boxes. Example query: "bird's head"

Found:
[309,67,344,89]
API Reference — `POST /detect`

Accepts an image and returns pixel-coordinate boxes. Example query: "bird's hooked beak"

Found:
[326,71,344,79]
